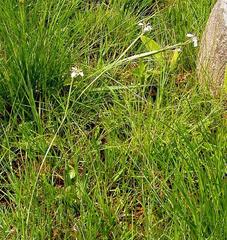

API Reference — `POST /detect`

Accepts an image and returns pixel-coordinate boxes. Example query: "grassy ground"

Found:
[0,0,226,239]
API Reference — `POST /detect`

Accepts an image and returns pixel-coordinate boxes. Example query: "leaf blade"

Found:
[140,35,165,65]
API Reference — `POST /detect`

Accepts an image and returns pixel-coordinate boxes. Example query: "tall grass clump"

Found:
[0,0,158,125]
[0,0,79,126]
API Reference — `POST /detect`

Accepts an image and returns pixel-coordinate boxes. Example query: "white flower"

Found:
[186,33,198,47]
[70,66,84,78]
[186,33,194,38]
[138,22,152,33]
[143,23,152,33]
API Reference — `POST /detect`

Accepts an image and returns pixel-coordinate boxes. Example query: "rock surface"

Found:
[197,0,227,95]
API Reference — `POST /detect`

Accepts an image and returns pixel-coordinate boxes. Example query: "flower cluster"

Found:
[138,22,152,33]
[186,33,198,48]
[70,66,84,78]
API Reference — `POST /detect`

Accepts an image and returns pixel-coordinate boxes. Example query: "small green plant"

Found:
[140,35,181,72]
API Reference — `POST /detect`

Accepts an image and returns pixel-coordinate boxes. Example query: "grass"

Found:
[0,0,226,239]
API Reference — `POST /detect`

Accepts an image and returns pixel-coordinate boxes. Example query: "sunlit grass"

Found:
[0,0,226,239]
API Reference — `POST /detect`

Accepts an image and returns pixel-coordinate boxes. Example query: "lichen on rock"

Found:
[197,0,227,95]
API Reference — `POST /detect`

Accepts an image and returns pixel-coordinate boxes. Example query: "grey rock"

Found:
[197,0,227,95]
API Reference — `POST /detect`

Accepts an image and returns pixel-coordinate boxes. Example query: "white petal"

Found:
[143,24,152,33]
[79,71,84,77]
[186,33,194,38]
[192,36,198,47]
[71,71,78,78]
